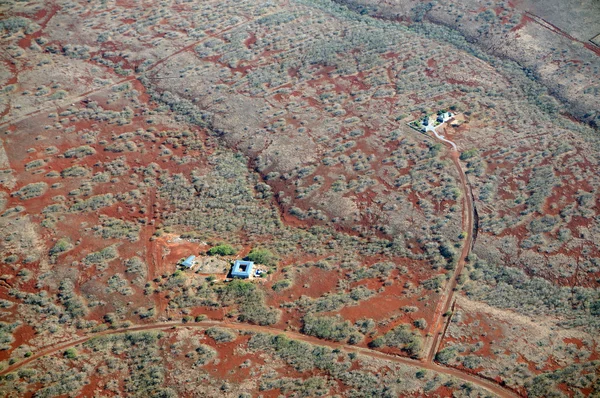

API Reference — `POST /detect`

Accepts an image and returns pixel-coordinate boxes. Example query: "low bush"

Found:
[11,182,47,200]
[207,244,236,256]
[64,348,77,359]
[370,324,423,358]
[220,280,280,325]
[206,327,237,343]
[302,314,362,343]
[245,248,276,266]
[272,279,292,291]
[49,238,73,256]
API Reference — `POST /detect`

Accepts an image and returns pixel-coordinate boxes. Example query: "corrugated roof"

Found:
[231,259,254,277]
[182,255,195,267]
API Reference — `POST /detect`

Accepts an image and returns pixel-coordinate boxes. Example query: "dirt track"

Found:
[0,320,520,398]
[423,125,475,364]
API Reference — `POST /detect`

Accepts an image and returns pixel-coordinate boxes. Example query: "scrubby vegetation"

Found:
[1,0,599,395]
[219,280,280,325]
[206,327,237,343]
[94,216,140,241]
[370,324,423,358]
[12,182,47,200]
[464,254,600,330]
[247,332,487,396]
[49,237,73,256]
[207,244,236,256]
[245,248,277,266]
[302,314,363,344]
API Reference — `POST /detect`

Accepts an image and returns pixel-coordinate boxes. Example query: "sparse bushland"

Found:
[293,286,376,313]
[218,280,280,325]
[302,313,363,344]
[94,216,140,241]
[206,327,237,343]
[463,254,600,330]
[83,331,176,396]
[247,332,487,396]
[370,324,424,358]
[526,361,600,398]
[0,322,18,351]
[259,376,334,397]
[271,279,293,291]
[2,0,598,395]
[82,245,119,267]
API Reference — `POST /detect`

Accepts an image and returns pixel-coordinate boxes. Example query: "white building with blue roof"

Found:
[181,255,196,269]
[231,260,254,279]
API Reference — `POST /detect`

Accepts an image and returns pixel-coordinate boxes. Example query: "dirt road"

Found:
[0,320,519,398]
[426,124,458,151]
[422,123,475,364]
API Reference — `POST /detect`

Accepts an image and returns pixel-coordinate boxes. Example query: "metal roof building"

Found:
[231,260,254,278]
[182,255,196,269]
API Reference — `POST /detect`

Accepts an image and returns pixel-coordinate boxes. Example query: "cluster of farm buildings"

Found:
[180,255,264,279]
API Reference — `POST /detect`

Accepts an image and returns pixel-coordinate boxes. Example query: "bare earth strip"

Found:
[422,122,475,365]
[0,320,520,398]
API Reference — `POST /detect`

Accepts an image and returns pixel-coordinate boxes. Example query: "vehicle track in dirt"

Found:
[422,122,475,366]
[0,320,520,397]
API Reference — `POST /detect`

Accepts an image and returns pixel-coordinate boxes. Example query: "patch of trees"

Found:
[207,244,236,256]
[219,280,280,325]
[302,313,363,344]
[370,324,423,358]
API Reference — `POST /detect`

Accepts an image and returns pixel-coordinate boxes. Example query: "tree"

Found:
[245,248,276,266]
[64,348,77,359]
[208,244,236,256]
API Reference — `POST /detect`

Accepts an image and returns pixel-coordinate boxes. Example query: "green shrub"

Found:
[435,347,457,364]
[413,318,428,330]
[355,318,376,334]
[83,245,118,266]
[459,149,478,161]
[272,279,292,291]
[64,145,96,158]
[220,280,280,325]
[422,275,445,290]
[64,348,78,359]
[25,159,45,170]
[60,165,89,178]
[194,344,217,366]
[371,324,423,358]
[302,314,361,343]
[12,182,47,200]
[246,248,276,266]
[70,193,115,212]
[207,244,236,256]
[206,327,237,343]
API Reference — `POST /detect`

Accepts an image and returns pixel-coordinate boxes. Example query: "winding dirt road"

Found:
[0,320,518,398]
[422,121,475,365]
[426,124,458,151]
